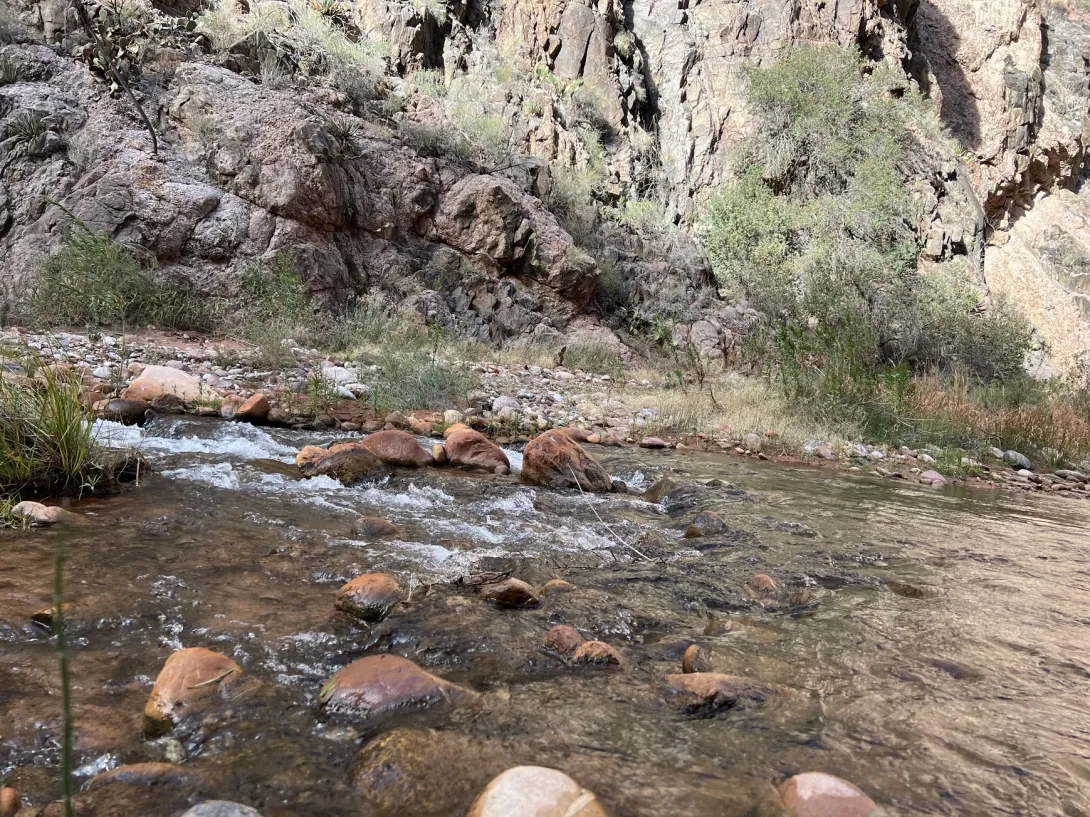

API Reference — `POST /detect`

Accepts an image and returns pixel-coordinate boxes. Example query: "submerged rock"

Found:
[181,803,264,817]
[319,654,474,723]
[335,574,401,622]
[479,578,540,608]
[683,644,712,673]
[521,429,612,492]
[445,427,510,471]
[467,766,609,817]
[543,625,585,657]
[296,443,389,485]
[122,365,211,404]
[665,673,776,714]
[88,763,196,790]
[745,574,778,600]
[12,501,76,526]
[351,728,508,817]
[540,579,575,595]
[93,397,150,425]
[360,429,434,468]
[144,648,242,736]
[572,640,623,667]
[779,772,880,817]
[351,516,402,539]
[685,510,727,538]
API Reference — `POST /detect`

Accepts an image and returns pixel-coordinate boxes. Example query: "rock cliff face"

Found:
[2,0,1090,371]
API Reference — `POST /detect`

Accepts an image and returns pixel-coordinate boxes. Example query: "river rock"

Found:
[296,443,389,485]
[544,625,585,656]
[93,398,150,425]
[443,422,472,439]
[779,772,880,817]
[431,443,447,464]
[181,803,264,817]
[122,365,211,404]
[479,578,539,608]
[350,728,508,817]
[1055,469,1088,483]
[235,394,270,421]
[11,501,76,526]
[88,763,197,790]
[1004,450,1032,470]
[640,436,668,449]
[918,470,948,486]
[559,426,592,443]
[683,644,712,673]
[745,574,778,599]
[445,427,510,471]
[685,510,727,538]
[540,579,575,595]
[144,647,242,736]
[352,516,402,539]
[443,410,464,426]
[0,787,19,817]
[319,654,474,722]
[521,429,612,492]
[572,640,622,666]
[335,573,401,622]
[665,673,776,713]
[743,433,763,452]
[360,430,434,468]
[467,766,609,817]
[219,394,244,419]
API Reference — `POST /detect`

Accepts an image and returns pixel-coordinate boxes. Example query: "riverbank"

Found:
[4,327,1088,500]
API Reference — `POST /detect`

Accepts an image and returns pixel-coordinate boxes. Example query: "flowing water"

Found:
[2,417,1090,816]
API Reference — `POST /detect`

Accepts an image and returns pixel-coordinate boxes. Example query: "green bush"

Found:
[367,349,478,413]
[561,341,623,377]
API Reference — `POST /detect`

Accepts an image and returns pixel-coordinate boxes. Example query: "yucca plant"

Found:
[0,57,25,86]
[4,111,48,143]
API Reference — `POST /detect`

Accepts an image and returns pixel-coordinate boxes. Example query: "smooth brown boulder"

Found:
[236,393,270,421]
[296,443,389,485]
[779,773,880,817]
[540,579,574,595]
[87,763,197,791]
[431,444,447,464]
[12,501,76,526]
[443,422,472,439]
[335,574,401,622]
[685,510,727,538]
[543,625,585,656]
[144,648,242,736]
[665,673,776,714]
[479,578,540,608]
[319,654,474,722]
[93,398,150,425]
[445,427,510,471]
[219,394,244,419]
[559,426,593,443]
[360,429,434,468]
[351,516,401,539]
[572,641,622,667]
[350,728,508,817]
[521,430,612,492]
[467,766,609,817]
[122,365,210,404]
[683,644,712,673]
[0,787,19,817]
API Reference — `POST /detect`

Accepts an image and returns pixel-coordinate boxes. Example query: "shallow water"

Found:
[2,417,1090,816]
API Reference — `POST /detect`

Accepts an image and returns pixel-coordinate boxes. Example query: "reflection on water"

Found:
[1,417,1089,816]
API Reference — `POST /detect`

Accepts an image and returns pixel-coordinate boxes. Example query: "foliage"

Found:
[544,166,600,246]
[0,56,26,86]
[409,68,446,98]
[561,341,623,377]
[4,111,47,143]
[366,348,478,413]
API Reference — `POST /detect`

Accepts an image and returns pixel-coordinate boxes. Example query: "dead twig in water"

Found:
[186,669,238,690]
[568,467,655,563]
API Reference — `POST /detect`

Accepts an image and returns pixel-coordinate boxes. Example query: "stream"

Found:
[2,416,1090,816]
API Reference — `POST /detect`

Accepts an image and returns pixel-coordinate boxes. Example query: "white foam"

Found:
[161,462,240,490]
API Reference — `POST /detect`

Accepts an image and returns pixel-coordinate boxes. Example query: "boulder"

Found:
[745,574,778,599]
[144,648,242,736]
[665,673,776,714]
[443,422,472,439]
[779,773,880,817]
[683,644,712,674]
[685,510,727,538]
[521,430,612,492]
[360,430,434,468]
[335,574,401,622]
[543,625,585,657]
[11,501,76,526]
[235,394,270,421]
[1003,450,1032,470]
[122,365,212,404]
[919,470,948,486]
[742,433,763,452]
[445,427,510,471]
[639,437,668,449]
[572,641,622,667]
[559,426,593,443]
[181,803,264,817]
[87,763,197,790]
[1,787,19,817]
[431,443,447,464]
[319,654,474,722]
[351,516,402,539]
[350,728,508,817]
[296,443,389,485]
[479,578,540,608]
[467,766,609,817]
[93,398,150,425]
[219,394,244,419]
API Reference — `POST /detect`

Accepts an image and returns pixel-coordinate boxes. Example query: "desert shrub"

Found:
[0,56,25,86]
[367,348,478,413]
[399,119,474,163]
[544,166,600,246]
[409,68,446,97]
[561,341,623,377]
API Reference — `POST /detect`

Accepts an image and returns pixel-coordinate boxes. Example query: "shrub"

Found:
[367,349,478,413]
[561,341,623,377]
[409,68,446,98]
[0,57,25,86]
[4,111,47,143]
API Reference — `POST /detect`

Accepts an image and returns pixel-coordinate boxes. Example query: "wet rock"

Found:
[360,430,433,468]
[522,429,612,492]
[296,443,389,485]
[543,625,585,656]
[352,729,509,817]
[443,422,472,439]
[1003,450,1032,470]
[1,787,19,817]
[572,640,623,666]
[540,579,575,595]
[431,444,447,464]
[703,617,732,636]
[219,394,244,419]
[93,398,150,425]
[319,654,474,722]
[122,365,212,404]
[559,426,593,443]
[181,803,263,817]
[235,394,269,421]
[610,479,629,494]
[144,647,242,736]
[479,578,540,608]
[685,510,727,538]
[586,434,602,444]
[779,772,879,817]
[745,574,778,599]
[336,574,401,622]
[12,502,76,526]
[683,644,712,673]
[467,767,608,817]
[351,516,401,539]
[665,673,776,714]
[445,427,510,471]
[87,763,196,790]
[30,603,71,630]
[918,470,948,486]
[640,436,668,449]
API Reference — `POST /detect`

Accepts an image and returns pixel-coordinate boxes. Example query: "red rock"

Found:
[665,672,776,713]
[319,654,473,722]
[640,436,669,449]
[93,397,150,425]
[467,767,608,817]
[144,648,242,736]
[682,644,711,673]
[351,516,401,539]
[543,625,585,656]
[572,640,622,666]
[12,501,77,526]
[443,422,472,439]
[361,430,434,468]
[445,427,510,471]
[559,426,592,443]
[522,430,612,492]
[479,578,539,608]
[540,579,575,595]
[219,394,244,419]
[336,574,401,622]
[779,772,880,817]
[296,443,390,485]
[122,365,211,404]
[236,393,270,420]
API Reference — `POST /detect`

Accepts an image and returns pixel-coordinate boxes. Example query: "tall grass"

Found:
[367,348,478,414]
